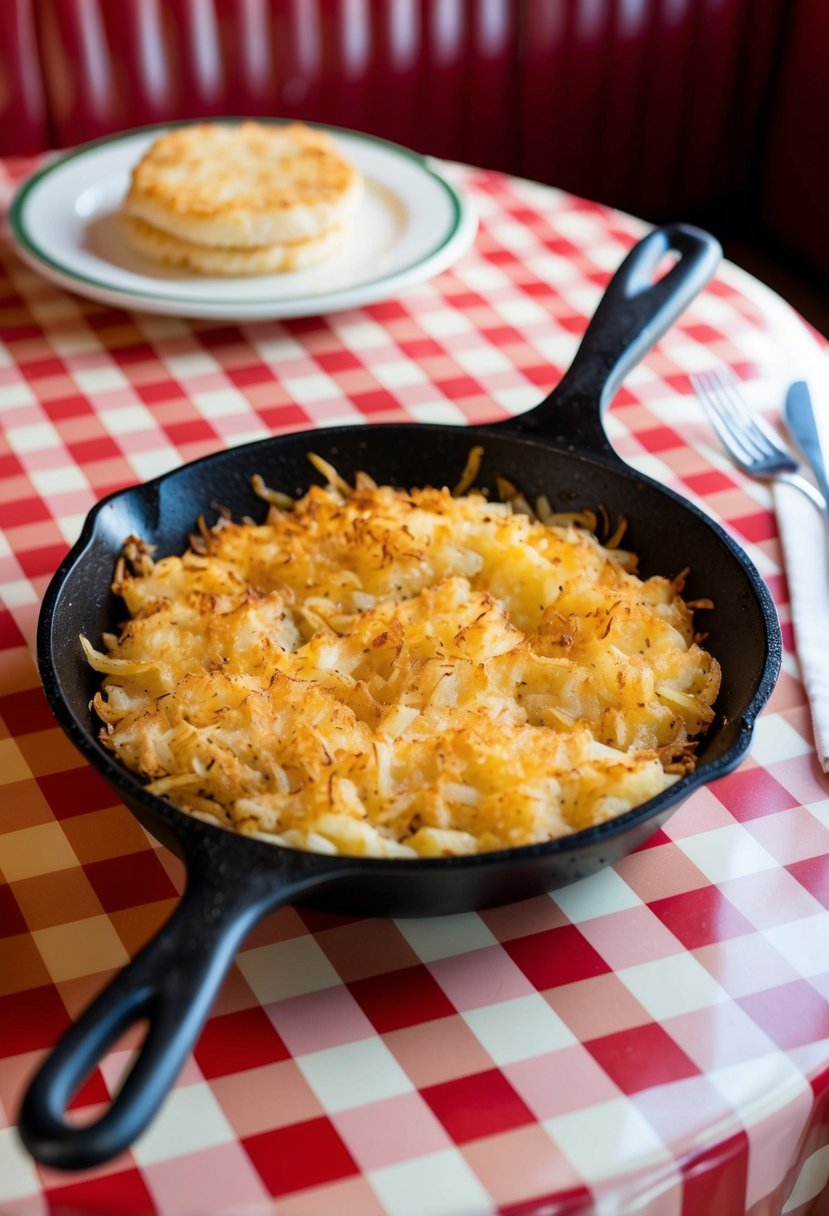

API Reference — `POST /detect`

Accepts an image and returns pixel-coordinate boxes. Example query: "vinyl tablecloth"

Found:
[1,154,829,1216]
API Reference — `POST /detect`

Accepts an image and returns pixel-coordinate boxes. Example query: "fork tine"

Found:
[729,385,790,456]
[703,399,755,466]
[711,371,773,456]
[690,364,782,464]
[705,372,770,462]
[691,367,802,490]
[704,368,787,460]
[691,372,757,465]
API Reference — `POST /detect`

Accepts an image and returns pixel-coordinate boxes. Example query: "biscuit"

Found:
[123,122,363,248]
[122,214,346,276]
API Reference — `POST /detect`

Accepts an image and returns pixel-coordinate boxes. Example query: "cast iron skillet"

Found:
[21,224,780,1170]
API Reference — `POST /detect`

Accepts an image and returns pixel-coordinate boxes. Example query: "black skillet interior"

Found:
[23,223,781,1169]
[54,418,774,776]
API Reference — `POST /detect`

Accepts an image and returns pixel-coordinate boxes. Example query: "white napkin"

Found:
[713,264,829,771]
[774,479,829,770]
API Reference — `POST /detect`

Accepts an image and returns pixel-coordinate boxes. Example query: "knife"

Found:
[784,380,829,518]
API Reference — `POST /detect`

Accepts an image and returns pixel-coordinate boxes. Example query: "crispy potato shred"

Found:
[83,459,720,858]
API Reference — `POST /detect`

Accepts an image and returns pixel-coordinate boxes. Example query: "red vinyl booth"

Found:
[2,0,828,282]
[0,0,48,154]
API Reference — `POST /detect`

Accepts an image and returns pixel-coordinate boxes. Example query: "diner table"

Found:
[1,147,829,1216]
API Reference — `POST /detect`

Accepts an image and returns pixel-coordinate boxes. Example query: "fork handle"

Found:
[780,470,829,515]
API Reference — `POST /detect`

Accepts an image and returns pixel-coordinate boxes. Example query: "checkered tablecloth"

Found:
[2,151,829,1216]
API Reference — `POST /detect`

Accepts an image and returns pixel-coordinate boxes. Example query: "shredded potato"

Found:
[84,460,720,858]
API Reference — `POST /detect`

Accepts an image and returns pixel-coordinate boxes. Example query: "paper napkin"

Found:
[774,479,829,770]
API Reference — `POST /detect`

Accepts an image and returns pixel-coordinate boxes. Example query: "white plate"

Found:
[9,121,477,320]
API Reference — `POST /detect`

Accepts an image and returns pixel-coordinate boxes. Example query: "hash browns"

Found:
[121,214,346,276]
[124,122,362,245]
[83,462,721,858]
[121,121,362,275]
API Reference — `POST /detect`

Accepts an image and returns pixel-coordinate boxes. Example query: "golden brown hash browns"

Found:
[83,462,720,857]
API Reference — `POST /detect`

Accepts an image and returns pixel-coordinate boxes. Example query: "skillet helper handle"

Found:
[508,223,721,455]
[18,848,294,1171]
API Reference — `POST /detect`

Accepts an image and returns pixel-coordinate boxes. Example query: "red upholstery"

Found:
[18,0,783,225]
[761,0,829,279]
[518,0,784,217]
[0,0,48,155]
[32,0,523,161]
[4,0,826,283]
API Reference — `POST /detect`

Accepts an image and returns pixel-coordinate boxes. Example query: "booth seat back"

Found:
[25,0,784,222]
[0,0,48,154]
[760,0,829,280]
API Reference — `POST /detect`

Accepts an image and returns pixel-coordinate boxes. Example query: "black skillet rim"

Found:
[37,421,782,873]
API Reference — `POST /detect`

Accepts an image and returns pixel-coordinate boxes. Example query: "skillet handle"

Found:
[18,836,326,1171]
[502,223,721,457]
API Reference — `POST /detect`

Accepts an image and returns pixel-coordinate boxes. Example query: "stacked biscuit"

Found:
[121,122,362,275]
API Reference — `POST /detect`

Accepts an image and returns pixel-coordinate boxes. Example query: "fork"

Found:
[690,367,827,513]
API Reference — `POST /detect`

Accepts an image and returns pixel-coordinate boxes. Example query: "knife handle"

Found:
[785,381,829,516]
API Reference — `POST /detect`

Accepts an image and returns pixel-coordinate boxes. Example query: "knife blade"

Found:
[784,380,829,517]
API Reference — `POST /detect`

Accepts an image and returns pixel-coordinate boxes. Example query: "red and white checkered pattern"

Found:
[1,152,828,1216]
